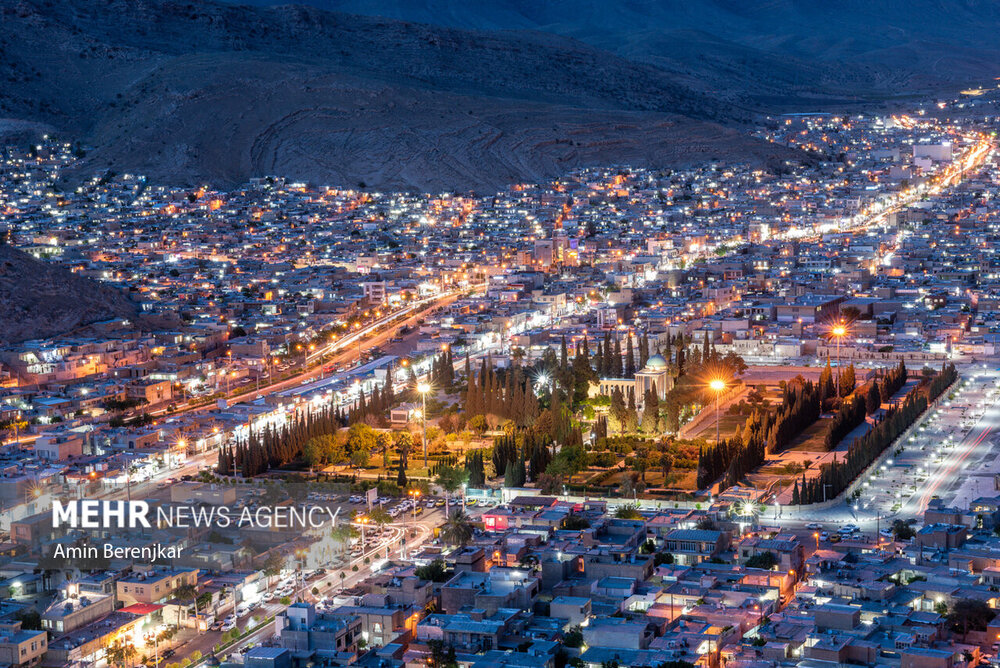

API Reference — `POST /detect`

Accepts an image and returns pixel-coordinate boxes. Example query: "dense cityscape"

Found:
[6,34,1000,668]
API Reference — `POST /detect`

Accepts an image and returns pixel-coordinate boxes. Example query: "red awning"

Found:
[120,603,164,616]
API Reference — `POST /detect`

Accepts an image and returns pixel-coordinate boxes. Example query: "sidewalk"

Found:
[678,384,748,440]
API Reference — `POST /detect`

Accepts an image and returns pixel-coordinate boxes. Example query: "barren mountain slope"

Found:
[250,0,1000,105]
[0,244,140,344]
[0,0,800,192]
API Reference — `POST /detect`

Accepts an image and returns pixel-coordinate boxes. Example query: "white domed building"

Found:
[590,352,673,406]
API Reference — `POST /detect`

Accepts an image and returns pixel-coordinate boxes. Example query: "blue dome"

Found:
[645,354,668,370]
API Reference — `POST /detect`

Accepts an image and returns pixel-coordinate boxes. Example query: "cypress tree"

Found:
[613,336,623,377]
[625,335,636,376]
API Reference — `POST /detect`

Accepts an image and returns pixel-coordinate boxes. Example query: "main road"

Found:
[154,284,484,417]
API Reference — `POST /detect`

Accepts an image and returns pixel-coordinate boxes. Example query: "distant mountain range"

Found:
[1,0,997,192]
[230,0,1000,103]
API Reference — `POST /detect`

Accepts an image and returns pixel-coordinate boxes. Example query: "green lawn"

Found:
[785,418,832,452]
[690,413,746,441]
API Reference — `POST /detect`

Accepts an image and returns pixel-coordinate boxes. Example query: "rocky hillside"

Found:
[233,0,1000,107]
[0,0,796,192]
[7,0,990,193]
[0,244,139,344]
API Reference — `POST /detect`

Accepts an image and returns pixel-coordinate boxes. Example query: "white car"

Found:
[805,522,822,530]
[263,592,274,602]
[220,621,236,632]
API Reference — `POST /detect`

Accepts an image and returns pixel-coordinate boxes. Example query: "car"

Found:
[161,649,176,660]
[828,534,842,543]
[210,620,224,631]
[819,532,829,541]
[263,592,274,601]
[879,528,894,538]
[220,622,236,632]
[805,522,822,530]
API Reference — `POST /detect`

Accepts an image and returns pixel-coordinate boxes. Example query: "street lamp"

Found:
[709,379,726,445]
[417,381,431,467]
[462,482,467,512]
[357,516,369,548]
[738,500,758,524]
[408,489,421,525]
[831,322,848,396]
[535,372,551,396]
[294,548,307,600]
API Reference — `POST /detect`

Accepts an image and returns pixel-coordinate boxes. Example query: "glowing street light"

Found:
[710,378,726,445]
[408,489,421,525]
[417,381,431,467]
[830,321,848,396]
[357,516,370,546]
[535,371,552,396]
[737,500,760,532]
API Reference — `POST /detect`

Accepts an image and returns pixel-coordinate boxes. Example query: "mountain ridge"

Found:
[5,0,995,192]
